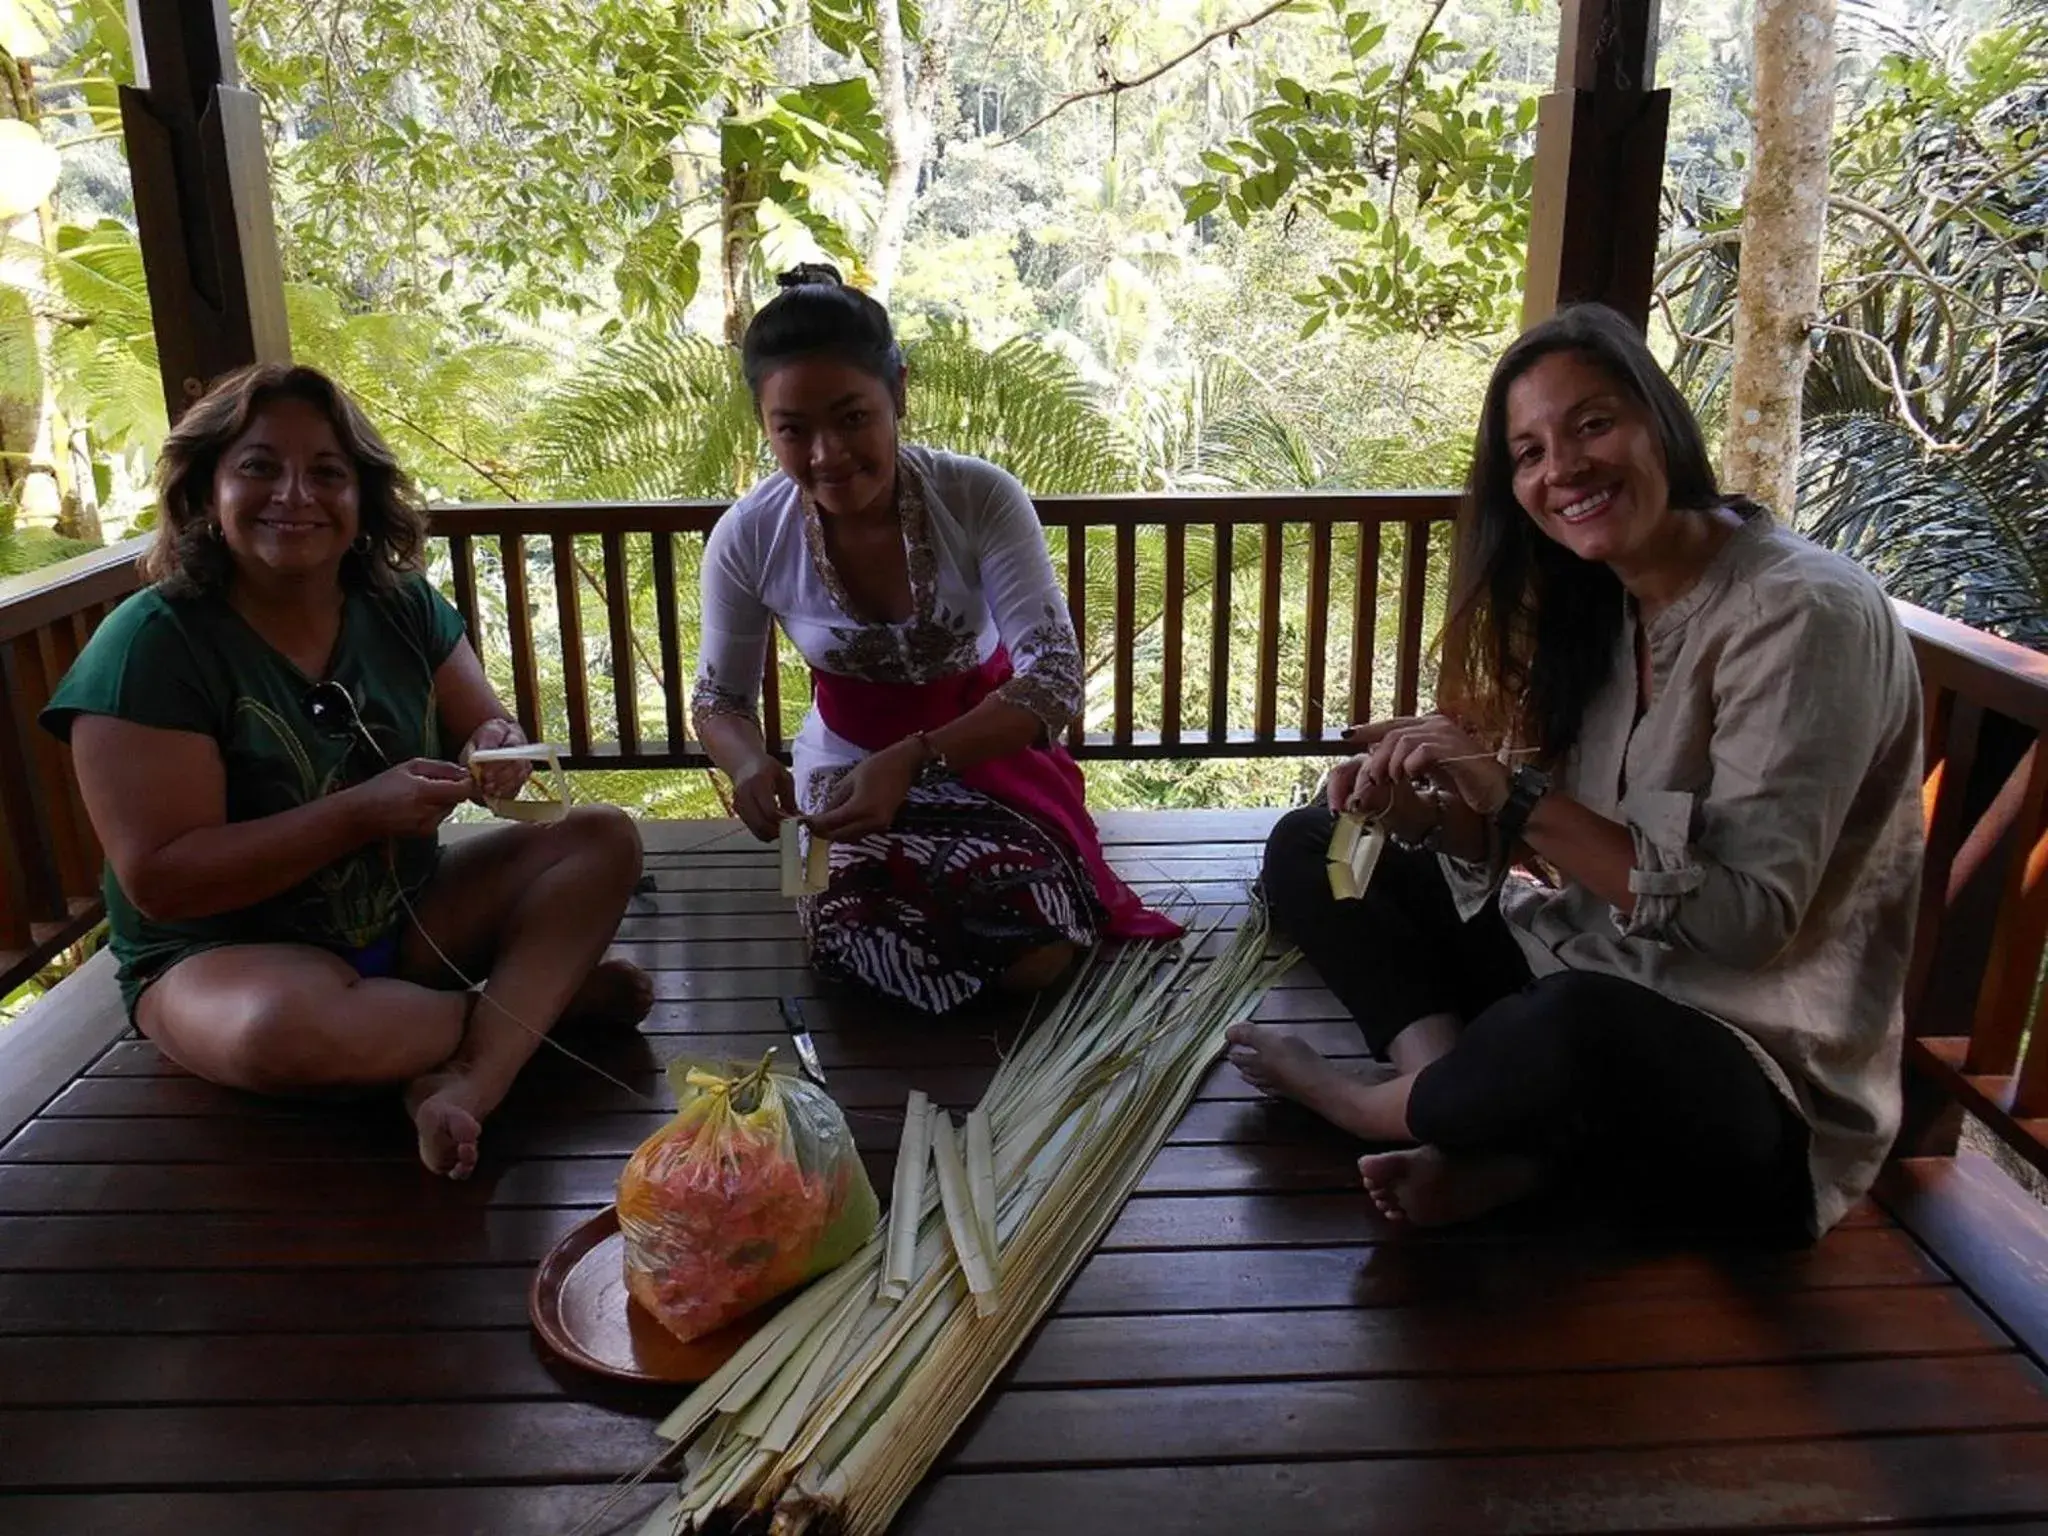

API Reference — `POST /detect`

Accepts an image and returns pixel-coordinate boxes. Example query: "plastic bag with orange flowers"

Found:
[618,1051,880,1344]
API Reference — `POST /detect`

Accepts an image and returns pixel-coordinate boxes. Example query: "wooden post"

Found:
[121,0,291,423]
[1520,0,1670,331]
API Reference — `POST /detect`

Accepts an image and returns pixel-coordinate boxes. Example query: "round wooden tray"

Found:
[528,1205,766,1385]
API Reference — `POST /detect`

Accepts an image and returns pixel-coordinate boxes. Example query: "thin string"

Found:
[386,851,669,1110]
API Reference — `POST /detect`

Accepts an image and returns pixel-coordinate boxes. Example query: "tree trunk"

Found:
[720,139,758,348]
[866,0,921,303]
[63,428,103,545]
[1723,0,1837,519]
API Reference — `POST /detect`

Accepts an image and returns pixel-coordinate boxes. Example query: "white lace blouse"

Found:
[690,447,1085,813]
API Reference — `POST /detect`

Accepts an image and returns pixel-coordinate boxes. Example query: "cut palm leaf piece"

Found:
[929,1107,999,1317]
[880,1090,932,1302]
[779,817,831,896]
[1327,809,1388,900]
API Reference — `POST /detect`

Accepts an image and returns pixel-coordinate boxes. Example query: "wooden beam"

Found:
[1521,0,1670,331]
[121,0,290,422]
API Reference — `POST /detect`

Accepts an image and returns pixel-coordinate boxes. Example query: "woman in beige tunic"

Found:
[1230,304,1923,1241]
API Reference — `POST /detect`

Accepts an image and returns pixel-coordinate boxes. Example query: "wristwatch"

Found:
[1494,764,1551,844]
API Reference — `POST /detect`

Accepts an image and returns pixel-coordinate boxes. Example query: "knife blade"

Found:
[779,995,827,1087]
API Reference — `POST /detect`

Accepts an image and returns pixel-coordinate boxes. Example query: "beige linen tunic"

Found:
[1444,515,1924,1236]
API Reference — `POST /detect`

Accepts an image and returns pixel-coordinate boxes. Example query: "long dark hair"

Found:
[1440,303,1756,760]
[144,363,427,598]
[739,262,905,406]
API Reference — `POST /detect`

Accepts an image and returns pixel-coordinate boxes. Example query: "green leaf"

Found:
[1180,182,1225,220]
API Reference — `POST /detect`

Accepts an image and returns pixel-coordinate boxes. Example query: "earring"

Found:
[352,533,372,554]
[205,520,223,540]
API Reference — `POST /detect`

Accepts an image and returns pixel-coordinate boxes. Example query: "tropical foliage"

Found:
[1,0,2043,754]
[1659,3,2048,646]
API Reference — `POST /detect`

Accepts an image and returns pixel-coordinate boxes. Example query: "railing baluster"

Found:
[1394,519,1431,716]
[762,627,785,757]
[652,531,686,755]
[601,531,638,756]
[1967,741,2048,1078]
[1349,521,1381,727]
[2012,921,2048,1117]
[550,532,591,758]
[1066,524,1086,752]
[29,625,94,895]
[0,638,65,930]
[1113,520,1135,747]
[1209,523,1232,745]
[1304,520,1332,741]
[448,532,480,657]
[1908,694,1983,1029]
[1255,522,1282,741]
[1162,522,1185,748]
[499,534,541,742]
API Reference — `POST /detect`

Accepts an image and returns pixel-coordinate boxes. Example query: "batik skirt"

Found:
[800,777,1099,1014]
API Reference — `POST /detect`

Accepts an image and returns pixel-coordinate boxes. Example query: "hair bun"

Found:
[777,262,845,291]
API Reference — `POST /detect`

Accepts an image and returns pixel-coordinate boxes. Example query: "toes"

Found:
[415,1099,483,1179]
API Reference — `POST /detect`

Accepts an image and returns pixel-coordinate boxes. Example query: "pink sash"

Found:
[810,648,1183,941]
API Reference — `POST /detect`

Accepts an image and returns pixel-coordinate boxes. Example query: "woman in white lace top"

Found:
[692,265,1178,1013]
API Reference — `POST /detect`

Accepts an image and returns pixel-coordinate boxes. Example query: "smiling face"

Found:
[1505,350,1673,569]
[757,356,903,519]
[210,396,362,585]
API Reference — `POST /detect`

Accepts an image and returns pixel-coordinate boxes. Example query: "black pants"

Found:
[1263,806,1813,1241]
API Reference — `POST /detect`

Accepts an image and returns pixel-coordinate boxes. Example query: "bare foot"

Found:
[559,958,654,1031]
[1224,1022,1412,1141]
[1357,1145,1546,1227]
[404,1068,487,1180]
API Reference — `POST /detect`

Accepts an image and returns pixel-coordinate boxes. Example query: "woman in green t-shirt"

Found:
[42,363,649,1180]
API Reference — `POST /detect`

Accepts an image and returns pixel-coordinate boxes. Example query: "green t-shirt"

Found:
[40,574,468,1012]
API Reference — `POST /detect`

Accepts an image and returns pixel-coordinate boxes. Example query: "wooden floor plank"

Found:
[0,1284,1998,1409]
[7,1488,2046,1536]
[80,1018,1372,1080]
[0,1138,1378,1214]
[0,1227,1939,1336]
[0,1329,571,1406]
[952,1355,2048,1469]
[901,1433,2048,1534]
[1008,1285,2010,1386]
[8,1355,2044,1493]
[0,1092,1333,1172]
[36,1052,1343,1121]
[0,1486,671,1536]
[1053,1228,1944,1317]
[0,1401,665,1489]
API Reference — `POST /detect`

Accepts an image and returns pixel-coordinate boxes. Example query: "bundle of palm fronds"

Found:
[583,908,1287,1536]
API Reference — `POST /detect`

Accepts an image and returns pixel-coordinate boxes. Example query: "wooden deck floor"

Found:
[4,810,2048,1535]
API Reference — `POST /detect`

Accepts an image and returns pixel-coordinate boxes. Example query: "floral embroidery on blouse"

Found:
[803,455,981,684]
[689,666,759,738]
[995,605,1084,738]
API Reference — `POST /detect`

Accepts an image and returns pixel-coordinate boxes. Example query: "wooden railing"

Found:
[4,497,2045,1188]
[0,493,1456,995]
[1897,601,2048,1178]
[427,492,1459,767]
[0,541,150,1002]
